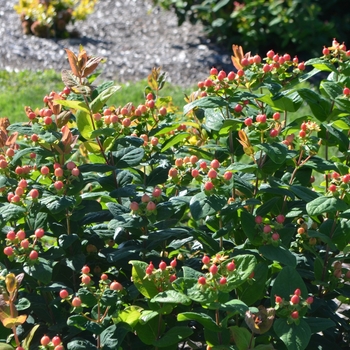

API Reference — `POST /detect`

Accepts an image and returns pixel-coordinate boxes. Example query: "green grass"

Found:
[0,70,194,123]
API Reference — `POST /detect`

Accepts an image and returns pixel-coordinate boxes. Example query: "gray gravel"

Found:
[0,0,232,87]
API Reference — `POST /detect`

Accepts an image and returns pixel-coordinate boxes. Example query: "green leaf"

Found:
[77,289,98,307]
[0,344,15,350]
[23,258,52,284]
[177,312,221,332]
[274,318,311,350]
[270,266,308,303]
[241,210,262,246]
[304,317,335,334]
[129,261,159,299]
[305,58,336,72]
[256,143,287,164]
[76,110,94,140]
[67,339,97,350]
[100,323,131,350]
[258,90,302,112]
[67,315,104,334]
[54,99,90,114]
[90,85,121,113]
[40,195,76,215]
[306,196,348,216]
[161,132,190,152]
[114,147,145,167]
[0,204,26,222]
[297,88,332,122]
[151,290,191,305]
[320,81,343,100]
[219,119,241,135]
[190,192,227,220]
[183,96,228,115]
[229,326,252,350]
[22,324,40,350]
[116,306,142,328]
[153,326,193,347]
[146,166,170,186]
[134,316,159,345]
[220,300,249,316]
[259,245,297,267]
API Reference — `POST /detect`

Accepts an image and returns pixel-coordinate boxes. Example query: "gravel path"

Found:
[0,0,232,87]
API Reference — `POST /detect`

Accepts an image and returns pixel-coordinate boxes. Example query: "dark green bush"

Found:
[153,0,350,57]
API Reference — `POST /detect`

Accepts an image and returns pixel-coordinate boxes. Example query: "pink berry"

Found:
[290,295,300,304]
[168,168,178,178]
[200,161,208,169]
[298,62,305,71]
[255,216,263,224]
[343,87,350,95]
[306,296,314,304]
[209,264,218,275]
[71,168,80,176]
[234,104,243,113]
[273,112,280,120]
[219,277,227,285]
[263,225,272,233]
[52,336,61,346]
[227,71,235,80]
[267,50,275,58]
[210,159,220,169]
[146,201,156,211]
[294,288,301,296]
[110,281,123,291]
[276,214,285,224]
[202,256,210,264]
[270,129,279,137]
[59,289,69,298]
[191,169,199,178]
[29,250,38,260]
[204,182,214,191]
[210,67,218,75]
[54,181,64,190]
[159,261,167,270]
[7,231,16,241]
[41,335,51,346]
[291,311,299,319]
[159,107,167,116]
[66,161,76,170]
[72,297,82,307]
[244,117,253,126]
[198,276,206,285]
[275,295,283,304]
[207,169,217,179]
[329,184,337,192]
[81,275,91,285]
[4,246,14,256]
[253,55,261,64]
[322,47,330,55]
[204,79,214,87]
[81,265,90,274]
[29,189,39,199]
[17,230,26,240]
[342,174,350,183]
[41,166,50,175]
[21,239,30,249]
[227,261,235,271]
[271,233,280,241]
[223,171,232,181]
[170,258,177,268]
[299,130,306,138]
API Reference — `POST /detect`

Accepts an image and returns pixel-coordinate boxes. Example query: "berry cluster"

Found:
[145,259,177,292]
[129,186,163,215]
[275,288,313,324]
[254,214,285,245]
[38,334,64,350]
[197,254,237,290]
[326,171,350,197]
[3,228,44,262]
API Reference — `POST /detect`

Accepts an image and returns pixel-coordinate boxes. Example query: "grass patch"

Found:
[0,70,194,123]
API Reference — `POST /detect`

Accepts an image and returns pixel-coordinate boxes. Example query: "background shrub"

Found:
[152,0,350,58]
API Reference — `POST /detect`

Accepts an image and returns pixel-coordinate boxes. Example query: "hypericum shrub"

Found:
[14,0,98,38]
[152,0,350,57]
[1,40,350,349]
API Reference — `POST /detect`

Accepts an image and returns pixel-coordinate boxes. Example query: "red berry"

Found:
[191,169,199,178]
[198,81,205,89]
[52,336,61,346]
[110,281,123,291]
[291,311,299,319]
[146,201,156,211]
[322,47,330,55]
[81,275,91,284]
[66,161,76,170]
[130,202,139,211]
[227,71,235,80]
[207,169,217,179]
[271,233,280,241]
[227,261,235,271]
[122,118,131,127]
[71,168,80,177]
[204,79,214,87]
[168,168,178,178]
[298,62,305,71]
[224,171,232,181]
[276,214,285,224]
[81,265,90,274]
[219,277,227,285]
[21,239,30,249]
[169,274,177,282]
[255,216,263,224]
[210,67,218,75]
[146,93,154,100]
[54,181,64,190]
[170,258,177,268]
[29,250,38,260]
[7,231,16,241]
[241,58,249,66]
[299,130,306,138]
[217,70,226,80]
[253,55,261,64]
[270,129,279,137]
[159,261,167,270]
[294,288,301,296]
[29,189,39,199]
[200,161,208,169]
[210,159,220,169]
[4,246,14,256]
[40,335,51,346]
[17,230,26,240]
[59,289,69,298]
[329,184,337,192]
[202,255,210,264]
[234,104,243,113]
[209,264,218,275]
[41,166,50,175]
[244,117,253,126]
[343,87,350,95]
[290,295,300,304]
[342,174,350,183]
[273,112,280,120]
[72,297,82,307]
[275,295,283,304]
[306,296,314,304]
[267,50,275,58]
[263,225,272,233]
[204,182,214,191]
[198,276,206,285]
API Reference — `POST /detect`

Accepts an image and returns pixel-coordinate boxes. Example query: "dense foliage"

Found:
[152,0,350,57]
[14,0,98,38]
[0,40,350,350]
